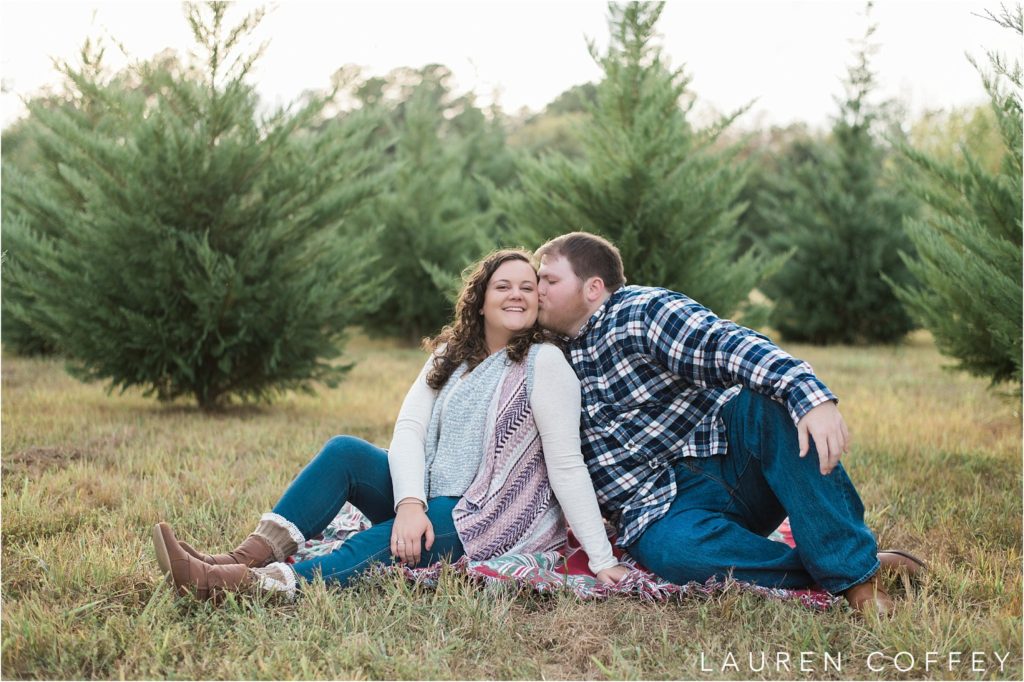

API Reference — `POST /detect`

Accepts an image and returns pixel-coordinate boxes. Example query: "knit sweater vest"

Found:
[423,349,509,498]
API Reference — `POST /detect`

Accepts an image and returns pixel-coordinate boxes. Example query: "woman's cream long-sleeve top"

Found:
[387,343,619,573]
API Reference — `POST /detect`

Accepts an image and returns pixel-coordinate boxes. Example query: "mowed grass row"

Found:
[1,332,1021,680]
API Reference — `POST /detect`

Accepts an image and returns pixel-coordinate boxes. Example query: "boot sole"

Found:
[152,523,172,576]
[879,548,927,570]
[879,548,927,579]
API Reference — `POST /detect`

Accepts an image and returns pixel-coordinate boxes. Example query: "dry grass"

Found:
[1,331,1021,679]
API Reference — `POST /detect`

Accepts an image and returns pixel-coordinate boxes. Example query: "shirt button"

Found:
[626,441,636,451]
[649,459,661,469]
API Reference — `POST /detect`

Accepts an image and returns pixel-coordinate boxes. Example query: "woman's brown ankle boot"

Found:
[153,522,253,600]
[152,514,303,572]
[178,534,275,567]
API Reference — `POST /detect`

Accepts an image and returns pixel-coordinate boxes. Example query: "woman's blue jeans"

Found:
[627,389,879,594]
[271,435,465,586]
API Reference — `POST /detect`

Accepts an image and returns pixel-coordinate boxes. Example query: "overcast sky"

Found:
[1,0,1020,131]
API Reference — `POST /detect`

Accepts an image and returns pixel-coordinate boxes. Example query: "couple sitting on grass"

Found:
[152,231,925,616]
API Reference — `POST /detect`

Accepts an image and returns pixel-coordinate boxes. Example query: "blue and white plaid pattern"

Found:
[567,286,837,548]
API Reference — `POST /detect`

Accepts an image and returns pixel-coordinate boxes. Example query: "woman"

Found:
[152,250,628,600]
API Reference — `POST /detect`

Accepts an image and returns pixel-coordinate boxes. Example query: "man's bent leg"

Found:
[627,459,813,588]
[722,389,879,594]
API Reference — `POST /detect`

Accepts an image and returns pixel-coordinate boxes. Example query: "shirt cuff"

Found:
[588,555,623,574]
[393,492,429,513]
[785,377,838,426]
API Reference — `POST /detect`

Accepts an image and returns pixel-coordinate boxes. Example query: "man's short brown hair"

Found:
[535,231,626,292]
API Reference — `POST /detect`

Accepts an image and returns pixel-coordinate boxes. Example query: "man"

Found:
[535,231,925,615]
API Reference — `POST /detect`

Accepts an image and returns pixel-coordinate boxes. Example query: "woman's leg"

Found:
[157,496,463,601]
[272,435,397,538]
[166,435,396,569]
[289,496,465,587]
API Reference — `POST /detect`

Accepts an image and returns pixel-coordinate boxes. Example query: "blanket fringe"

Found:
[288,503,839,611]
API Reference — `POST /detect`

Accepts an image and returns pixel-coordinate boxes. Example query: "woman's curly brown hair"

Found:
[425,249,557,389]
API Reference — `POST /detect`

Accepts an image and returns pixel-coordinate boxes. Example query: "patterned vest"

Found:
[452,353,567,560]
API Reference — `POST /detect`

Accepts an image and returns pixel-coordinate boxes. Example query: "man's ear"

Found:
[584,276,606,302]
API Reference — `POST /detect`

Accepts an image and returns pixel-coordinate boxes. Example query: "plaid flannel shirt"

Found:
[566,286,837,548]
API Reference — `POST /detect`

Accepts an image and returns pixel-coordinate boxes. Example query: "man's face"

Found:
[537,254,591,337]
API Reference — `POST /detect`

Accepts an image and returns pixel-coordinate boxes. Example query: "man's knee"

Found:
[737,389,791,426]
[729,390,798,458]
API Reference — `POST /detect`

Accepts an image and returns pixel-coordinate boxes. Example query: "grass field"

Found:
[1,332,1021,679]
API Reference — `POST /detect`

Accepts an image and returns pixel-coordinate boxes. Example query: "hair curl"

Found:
[425,249,556,389]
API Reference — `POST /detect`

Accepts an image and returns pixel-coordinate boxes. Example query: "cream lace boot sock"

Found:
[253,513,304,562]
[249,562,299,600]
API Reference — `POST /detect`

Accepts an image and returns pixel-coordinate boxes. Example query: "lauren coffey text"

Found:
[698,650,1016,674]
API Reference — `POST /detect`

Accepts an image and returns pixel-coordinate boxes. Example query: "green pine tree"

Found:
[891,4,1022,385]
[2,2,387,409]
[732,123,822,259]
[1,38,129,355]
[360,80,499,342]
[758,3,917,344]
[498,1,767,317]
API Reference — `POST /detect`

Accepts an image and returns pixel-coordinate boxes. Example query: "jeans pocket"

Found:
[680,457,744,515]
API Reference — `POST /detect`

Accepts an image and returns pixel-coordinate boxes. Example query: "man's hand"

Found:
[797,401,850,475]
[595,564,629,585]
[391,499,434,566]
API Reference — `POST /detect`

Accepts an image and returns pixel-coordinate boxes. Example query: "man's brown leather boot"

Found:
[842,573,894,616]
[878,549,927,577]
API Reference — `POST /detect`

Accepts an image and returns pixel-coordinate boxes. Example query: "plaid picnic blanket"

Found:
[286,503,839,610]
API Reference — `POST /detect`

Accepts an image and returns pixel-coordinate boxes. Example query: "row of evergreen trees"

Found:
[894,4,1022,385]
[2,1,1019,409]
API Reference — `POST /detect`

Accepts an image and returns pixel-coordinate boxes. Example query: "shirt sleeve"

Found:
[530,344,620,573]
[642,293,837,425]
[387,355,439,511]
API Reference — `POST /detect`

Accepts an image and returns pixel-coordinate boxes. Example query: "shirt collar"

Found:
[572,288,626,340]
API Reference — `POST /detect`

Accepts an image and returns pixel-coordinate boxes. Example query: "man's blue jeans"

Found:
[272,435,465,586]
[627,389,879,594]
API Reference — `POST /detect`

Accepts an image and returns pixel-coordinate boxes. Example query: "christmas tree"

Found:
[3,2,386,409]
[759,3,917,344]
[499,1,765,317]
[358,73,502,341]
[892,5,1022,384]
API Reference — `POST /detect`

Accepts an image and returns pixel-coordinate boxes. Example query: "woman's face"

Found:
[481,259,539,341]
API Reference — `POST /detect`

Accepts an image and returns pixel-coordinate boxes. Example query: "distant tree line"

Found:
[2,0,1018,409]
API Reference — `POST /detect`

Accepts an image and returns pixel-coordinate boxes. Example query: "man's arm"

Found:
[643,293,849,474]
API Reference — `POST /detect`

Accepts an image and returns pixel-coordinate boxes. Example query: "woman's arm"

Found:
[387,355,440,564]
[387,355,438,511]
[531,344,625,580]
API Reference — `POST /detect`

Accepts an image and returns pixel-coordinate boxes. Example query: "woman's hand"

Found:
[595,564,629,585]
[390,499,434,566]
